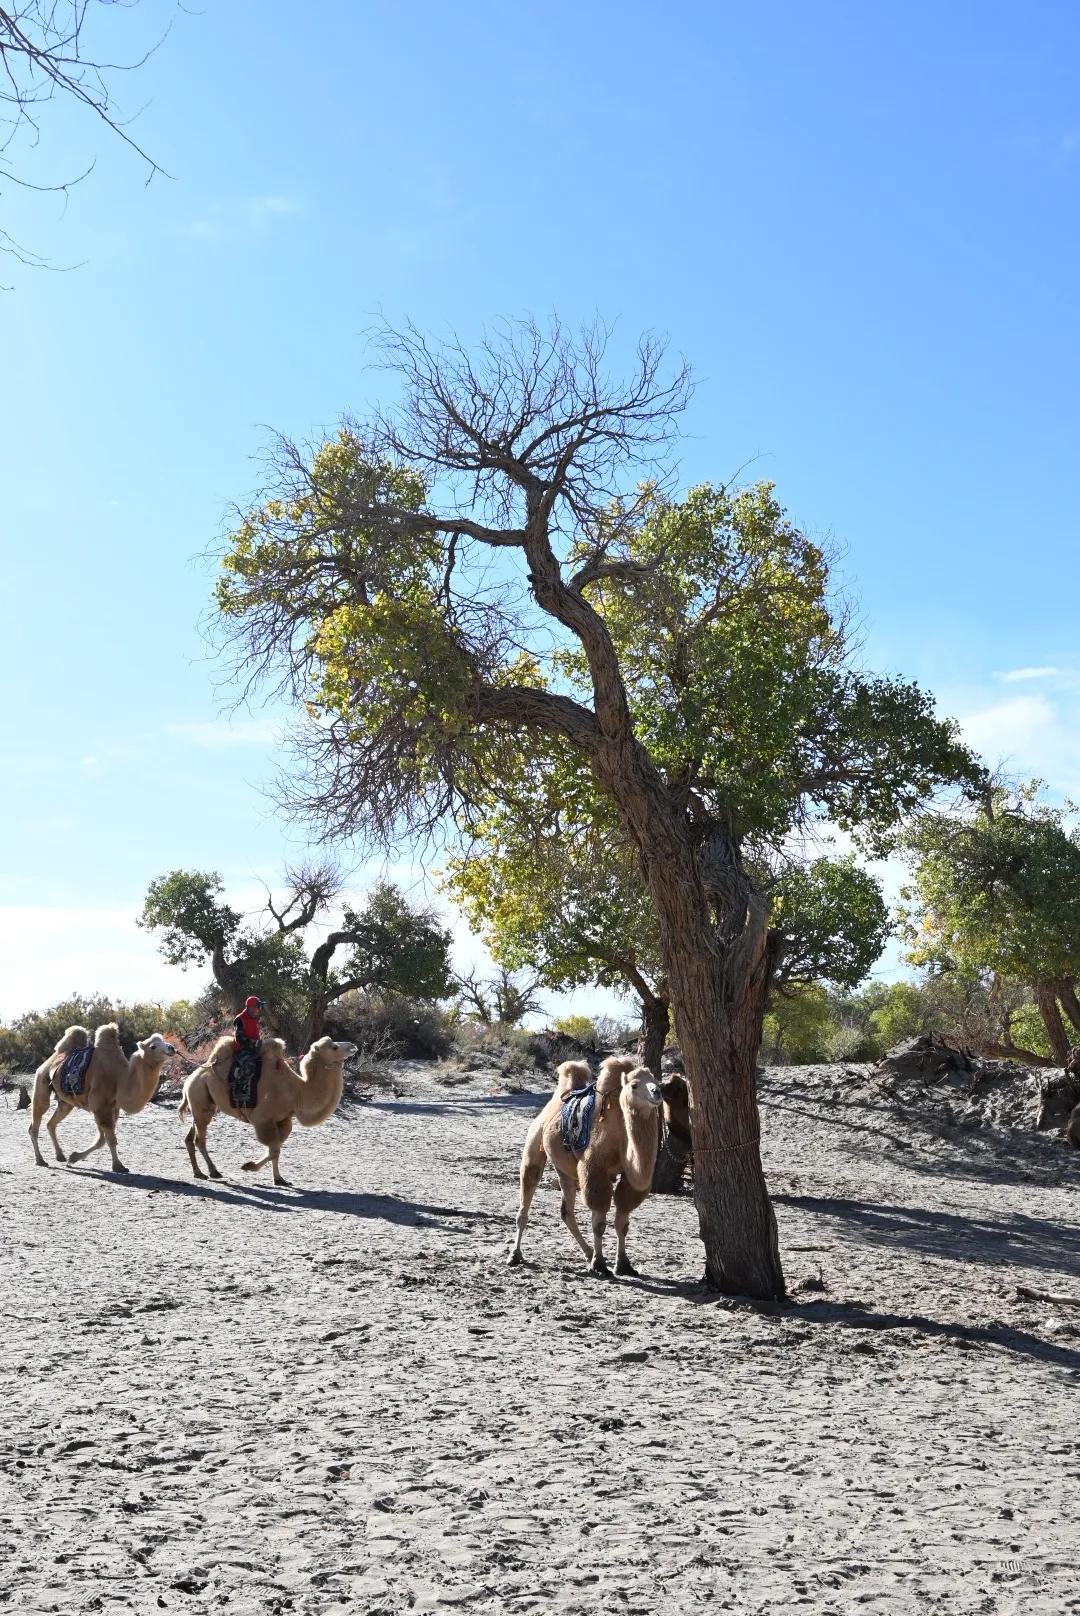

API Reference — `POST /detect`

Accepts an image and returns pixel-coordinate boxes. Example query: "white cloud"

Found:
[957,692,1080,797]
[0,906,195,1025]
[999,666,1065,683]
[165,719,282,749]
[177,195,302,243]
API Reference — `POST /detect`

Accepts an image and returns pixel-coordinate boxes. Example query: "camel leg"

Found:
[508,1118,547,1267]
[66,1125,109,1166]
[193,1110,223,1180]
[77,1110,127,1174]
[244,1119,292,1186]
[555,1168,592,1263]
[29,1078,60,1166]
[582,1166,614,1277]
[612,1178,649,1277]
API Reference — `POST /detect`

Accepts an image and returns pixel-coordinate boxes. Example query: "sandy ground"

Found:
[1,1061,1078,1615]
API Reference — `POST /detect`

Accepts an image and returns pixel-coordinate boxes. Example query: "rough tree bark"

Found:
[639,993,671,1082]
[1035,981,1071,1066]
[1058,979,1080,1043]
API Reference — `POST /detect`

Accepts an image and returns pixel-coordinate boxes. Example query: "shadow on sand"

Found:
[70,1165,503,1229]
[774,1189,1080,1280]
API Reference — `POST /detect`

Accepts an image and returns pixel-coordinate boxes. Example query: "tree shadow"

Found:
[774,1189,1080,1278]
[790,1295,1080,1373]
[761,1092,1076,1190]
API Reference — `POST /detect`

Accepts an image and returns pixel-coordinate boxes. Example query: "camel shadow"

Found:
[239,1181,505,1228]
[774,1190,1080,1280]
[361,1091,547,1118]
[71,1164,502,1230]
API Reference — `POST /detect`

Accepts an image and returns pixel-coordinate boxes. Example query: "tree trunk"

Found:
[668,939,783,1296]
[1035,981,1071,1065]
[639,994,670,1078]
[639,841,784,1297]
[1058,979,1080,1042]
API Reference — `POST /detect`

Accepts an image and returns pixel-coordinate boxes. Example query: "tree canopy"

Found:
[901,783,1080,1061]
[215,318,980,1298]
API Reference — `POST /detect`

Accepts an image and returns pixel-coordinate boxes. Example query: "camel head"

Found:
[301,1037,358,1074]
[136,1034,176,1063]
[660,1073,692,1134]
[620,1065,663,1112]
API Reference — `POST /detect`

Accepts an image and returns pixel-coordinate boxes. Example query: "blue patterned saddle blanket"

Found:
[228,1041,262,1110]
[56,1047,94,1096]
[560,1083,597,1154]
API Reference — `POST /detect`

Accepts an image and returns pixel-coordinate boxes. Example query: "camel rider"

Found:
[234,996,264,1050]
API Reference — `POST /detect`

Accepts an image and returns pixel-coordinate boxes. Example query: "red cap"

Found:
[244,996,263,1011]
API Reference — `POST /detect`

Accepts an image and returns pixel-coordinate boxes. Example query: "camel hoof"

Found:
[54,1151,67,1164]
[273,1178,292,1189]
[507,1248,523,1268]
[34,1158,49,1169]
[192,1166,207,1180]
[588,1259,612,1279]
[240,1161,259,1172]
[615,1257,639,1277]
[208,1167,223,1180]
[112,1162,130,1175]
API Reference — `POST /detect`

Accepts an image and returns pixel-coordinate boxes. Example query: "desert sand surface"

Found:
[1,1061,1078,1614]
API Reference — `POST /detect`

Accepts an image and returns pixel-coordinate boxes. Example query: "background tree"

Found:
[216,320,977,1298]
[140,869,452,1048]
[454,965,544,1028]
[901,783,1080,1063]
[1,1,171,270]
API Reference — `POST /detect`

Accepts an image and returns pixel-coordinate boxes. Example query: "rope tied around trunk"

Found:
[693,1134,761,1157]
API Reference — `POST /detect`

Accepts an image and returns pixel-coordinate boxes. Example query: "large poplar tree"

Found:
[216,320,976,1297]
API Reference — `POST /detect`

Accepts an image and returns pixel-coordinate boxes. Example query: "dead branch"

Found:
[1016,1285,1080,1308]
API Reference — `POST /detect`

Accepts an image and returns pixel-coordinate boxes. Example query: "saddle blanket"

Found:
[228,1041,262,1110]
[560,1083,597,1154]
[56,1046,94,1096]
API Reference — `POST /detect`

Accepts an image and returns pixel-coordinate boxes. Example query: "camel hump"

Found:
[597,1054,637,1095]
[556,1060,592,1097]
[53,1025,90,1054]
[93,1022,122,1047]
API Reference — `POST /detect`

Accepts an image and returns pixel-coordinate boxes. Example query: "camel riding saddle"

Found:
[228,1039,262,1110]
[560,1083,597,1154]
[55,1047,94,1097]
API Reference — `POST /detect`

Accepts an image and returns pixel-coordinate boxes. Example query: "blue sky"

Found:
[2,1,1079,1018]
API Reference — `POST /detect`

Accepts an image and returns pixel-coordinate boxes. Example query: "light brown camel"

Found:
[29,1023,176,1173]
[178,1034,357,1186]
[508,1054,664,1276]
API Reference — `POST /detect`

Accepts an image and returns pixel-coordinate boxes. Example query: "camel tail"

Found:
[178,1094,190,1119]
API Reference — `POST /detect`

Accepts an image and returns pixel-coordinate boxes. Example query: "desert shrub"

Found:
[0,995,200,1073]
[327,994,453,1060]
[825,1022,878,1063]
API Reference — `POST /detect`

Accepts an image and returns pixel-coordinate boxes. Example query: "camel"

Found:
[1036,1048,1080,1146]
[653,1070,693,1192]
[29,1023,176,1173]
[178,1034,357,1186]
[508,1054,666,1276]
